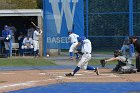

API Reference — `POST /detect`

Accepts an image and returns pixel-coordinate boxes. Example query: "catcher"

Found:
[100,50,135,73]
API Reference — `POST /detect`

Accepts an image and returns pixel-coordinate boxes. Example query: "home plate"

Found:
[75,74,83,76]
[56,76,77,80]
[39,73,46,75]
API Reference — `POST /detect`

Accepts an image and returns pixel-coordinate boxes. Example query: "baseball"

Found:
[47,54,50,57]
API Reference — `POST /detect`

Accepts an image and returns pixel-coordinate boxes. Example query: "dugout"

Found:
[0,9,43,56]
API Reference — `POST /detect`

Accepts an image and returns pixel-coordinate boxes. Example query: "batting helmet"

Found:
[77,36,85,42]
[68,30,72,34]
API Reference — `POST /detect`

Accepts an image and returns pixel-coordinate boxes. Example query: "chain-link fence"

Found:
[1,0,140,55]
[85,0,140,52]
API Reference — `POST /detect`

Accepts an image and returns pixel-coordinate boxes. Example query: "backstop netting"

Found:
[86,0,140,52]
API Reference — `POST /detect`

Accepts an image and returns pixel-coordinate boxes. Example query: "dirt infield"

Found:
[0,68,140,93]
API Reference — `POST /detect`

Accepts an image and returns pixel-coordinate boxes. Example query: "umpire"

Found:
[130,36,140,72]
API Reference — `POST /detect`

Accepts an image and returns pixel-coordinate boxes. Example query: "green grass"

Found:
[0,58,56,66]
[89,58,136,66]
[92,49,114,54]
[0,81,7,83]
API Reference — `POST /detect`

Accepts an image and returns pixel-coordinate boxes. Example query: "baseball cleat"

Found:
[95,67,99,75]
[65,73,74,76]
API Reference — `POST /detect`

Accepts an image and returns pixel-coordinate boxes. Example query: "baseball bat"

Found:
[31,21,42,33]
[31,21,37,28]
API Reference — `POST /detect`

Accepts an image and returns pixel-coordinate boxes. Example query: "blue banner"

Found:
[43,0,84,49]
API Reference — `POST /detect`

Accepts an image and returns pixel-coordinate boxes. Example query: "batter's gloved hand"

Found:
[77,51,83,55]
[100,59,106,67]
[74,50,83,55]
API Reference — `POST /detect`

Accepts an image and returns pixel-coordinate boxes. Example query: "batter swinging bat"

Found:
[31,21,42,33]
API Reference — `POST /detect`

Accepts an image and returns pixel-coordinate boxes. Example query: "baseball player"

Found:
[100,50,132,72]
[2,25,12,57]
[68,31,79,59]
[21,36,33,49]
[33,26,42,57]
[65,37,99,76]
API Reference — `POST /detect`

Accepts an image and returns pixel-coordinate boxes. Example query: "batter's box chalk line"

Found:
[55,73,119,80]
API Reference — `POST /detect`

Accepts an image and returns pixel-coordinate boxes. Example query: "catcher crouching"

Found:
[100,50,137,73]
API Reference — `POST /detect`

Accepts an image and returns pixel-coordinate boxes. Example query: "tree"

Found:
[0,0,41,9]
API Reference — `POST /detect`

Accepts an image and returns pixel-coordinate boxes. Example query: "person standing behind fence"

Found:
[121,36,135,57]
[2,25,12,57]
[68,31,79,59]
[121,37,130,55]
[129,36,140,72]
[33,26,42,57]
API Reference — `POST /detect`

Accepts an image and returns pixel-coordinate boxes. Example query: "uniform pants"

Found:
[77,53,91,69]
[33,40,39,51]
[69,42,78,52]
[4,42,10,50]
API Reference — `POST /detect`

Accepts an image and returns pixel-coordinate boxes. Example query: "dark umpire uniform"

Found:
[130,36,140,72]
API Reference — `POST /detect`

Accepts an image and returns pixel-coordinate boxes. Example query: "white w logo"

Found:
[49,0,78,34]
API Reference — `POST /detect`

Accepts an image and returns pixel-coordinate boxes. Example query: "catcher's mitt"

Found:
[100,59,106,67]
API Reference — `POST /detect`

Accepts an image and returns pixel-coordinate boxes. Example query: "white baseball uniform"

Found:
[22,37,33,49]
[77,39,92,69]
[68,33,79,52]
[65,38,99,76]
[33,30,41,51]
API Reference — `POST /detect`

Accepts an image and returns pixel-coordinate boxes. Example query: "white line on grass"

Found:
[0,80,53,89]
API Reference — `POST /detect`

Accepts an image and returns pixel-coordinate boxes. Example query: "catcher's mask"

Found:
[114,50,122,57]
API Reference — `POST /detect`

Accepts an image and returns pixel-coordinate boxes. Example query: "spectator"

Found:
[18,32,24,54]
[2,25,12,57]
[121,36,135,57]
[9,24,16,43]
